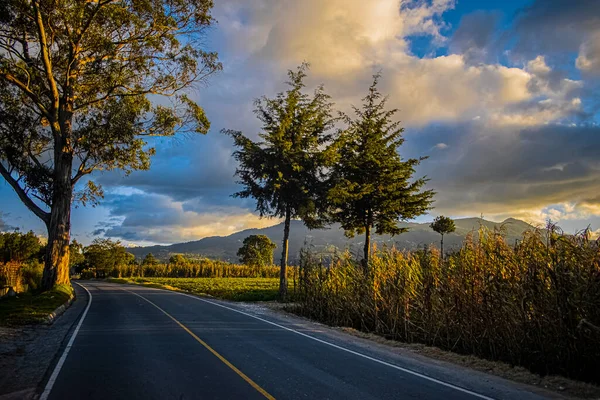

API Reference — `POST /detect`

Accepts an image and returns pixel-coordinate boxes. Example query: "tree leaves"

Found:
[237,235,277,268]
[0,0,222,210]
[225,64,336,227]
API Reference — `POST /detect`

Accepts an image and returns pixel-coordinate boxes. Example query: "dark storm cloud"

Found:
[449,11,502,64]
[450,0,600,73]
[99,119,600,242]
[512,0,600,56]
[411,123,600,216]
[95,190,274,244]
[95,134,239,202]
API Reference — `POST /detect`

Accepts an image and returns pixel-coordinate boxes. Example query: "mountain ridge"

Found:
[127,217,538,263]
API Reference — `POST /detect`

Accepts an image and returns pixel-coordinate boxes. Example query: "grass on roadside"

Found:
[107,277,295,301]
[0,284,73,325]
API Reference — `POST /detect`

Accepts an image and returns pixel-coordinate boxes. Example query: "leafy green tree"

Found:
[430,215,456,258]
[0,230,42,263]
[237,235,277,268]
[328,74,434,268]
[169,254,188,265]
[69,240,85,270]
[225,64,336,299]
[142,253,159,266]
[0,1,221,290]
[83,239,134,276]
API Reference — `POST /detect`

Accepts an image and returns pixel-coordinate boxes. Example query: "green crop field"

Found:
[108,277,296,301]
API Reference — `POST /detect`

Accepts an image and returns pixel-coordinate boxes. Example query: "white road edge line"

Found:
[159,288,495,400]
[39,282,92,400]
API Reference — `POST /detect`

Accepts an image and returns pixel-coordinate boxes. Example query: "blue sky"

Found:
[2,0,600,245]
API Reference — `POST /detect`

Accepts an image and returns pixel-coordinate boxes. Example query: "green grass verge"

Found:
[107,277,296,301]
[0,284,73,325]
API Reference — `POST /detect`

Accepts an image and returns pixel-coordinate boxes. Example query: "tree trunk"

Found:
[440,233,444,260]
[362,209,372,271]
[279,207,291,301]
[41,148,73,290]
[363,223,371,271]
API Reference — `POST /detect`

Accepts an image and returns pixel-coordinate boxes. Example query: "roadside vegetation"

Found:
[295,225,600,385]
[108,277,293,302]
[0,231,76,325]
[0,284,72,326]
[74,240,287,280]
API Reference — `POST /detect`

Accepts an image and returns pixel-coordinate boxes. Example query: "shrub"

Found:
[20,262,43,291]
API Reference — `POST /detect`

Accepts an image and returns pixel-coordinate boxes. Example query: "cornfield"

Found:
[85,258,290,279]
[296,226,600,383]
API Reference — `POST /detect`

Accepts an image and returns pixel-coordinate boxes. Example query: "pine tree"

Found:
[225,64,335,300]
[328,74,434,269]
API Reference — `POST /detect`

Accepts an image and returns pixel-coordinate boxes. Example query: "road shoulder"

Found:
[243,301,600,400]
[0,283,88,399]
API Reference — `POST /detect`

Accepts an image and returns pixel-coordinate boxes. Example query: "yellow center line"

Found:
[126,289,276,400]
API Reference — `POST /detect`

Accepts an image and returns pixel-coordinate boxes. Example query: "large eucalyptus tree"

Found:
[0,0,221,289]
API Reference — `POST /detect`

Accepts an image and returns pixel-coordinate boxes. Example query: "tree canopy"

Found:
[0,230,42,263]
[237,235,277,268]
[169,254,189,265]
[143,253,159,266]
[69,239,85,269]
[83,238,134,274]
[327,74,434,267]
[0,0,221,289]
[430,216,456,236]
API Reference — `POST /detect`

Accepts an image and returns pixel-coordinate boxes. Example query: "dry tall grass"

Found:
[296,226,600,383]
[0,262,43,295]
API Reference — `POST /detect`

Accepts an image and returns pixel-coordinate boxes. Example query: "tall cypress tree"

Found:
[225,64,335,299]
[328,74,434,268]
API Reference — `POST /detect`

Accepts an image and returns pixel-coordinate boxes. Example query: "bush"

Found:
[0,261,43,294]
[296,226,600,384]
[20,262,43,291]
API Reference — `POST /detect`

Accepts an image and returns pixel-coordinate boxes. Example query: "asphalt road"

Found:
[42,282,550,400]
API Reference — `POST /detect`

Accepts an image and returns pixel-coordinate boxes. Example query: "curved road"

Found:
[42,282,550,400]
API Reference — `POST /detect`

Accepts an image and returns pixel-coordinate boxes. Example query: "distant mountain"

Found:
[127,217,537,263]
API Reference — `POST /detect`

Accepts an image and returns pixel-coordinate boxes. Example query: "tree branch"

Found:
[0,162,50,224]
[32,0,60,118]
[71,154,94,185]
[0,72,51,119]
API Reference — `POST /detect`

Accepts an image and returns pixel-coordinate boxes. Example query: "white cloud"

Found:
[213,1,583,127]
